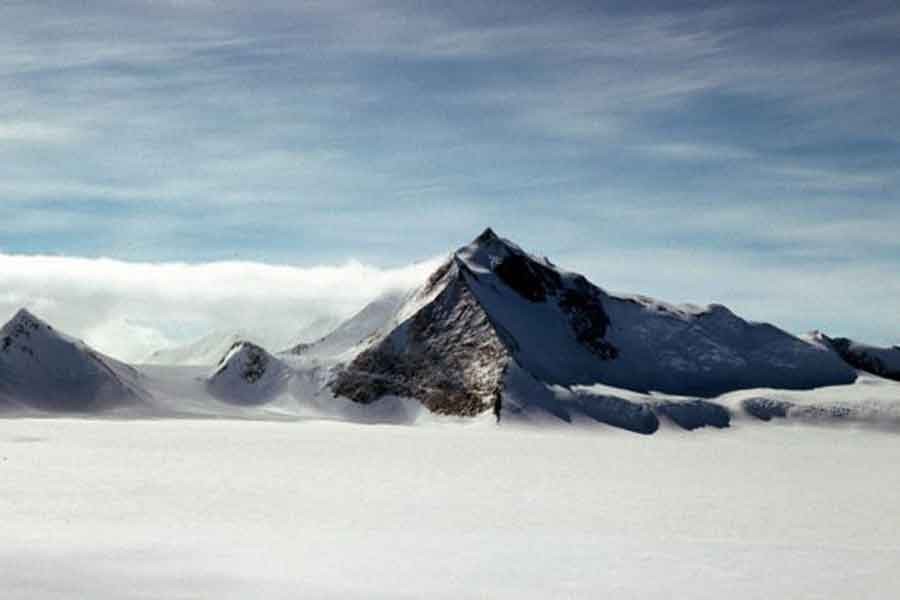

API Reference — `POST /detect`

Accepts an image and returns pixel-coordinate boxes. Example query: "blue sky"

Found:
[1,0,898,356]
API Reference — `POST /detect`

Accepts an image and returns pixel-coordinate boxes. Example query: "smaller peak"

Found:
[221,339,265,360]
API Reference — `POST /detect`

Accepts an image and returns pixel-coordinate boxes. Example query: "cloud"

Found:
[0,253,444,362]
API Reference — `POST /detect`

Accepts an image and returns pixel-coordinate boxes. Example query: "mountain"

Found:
[331,228,857,419]
[206,341,290,404]
[283,316,345,353]
[807,331,900,382]
[285,289,411,361]
[145,330,256,366]
[0,309,145,411]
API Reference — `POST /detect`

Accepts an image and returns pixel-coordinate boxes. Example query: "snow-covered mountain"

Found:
[331,228,857,420]
[283,316,344,352]
[206,341,290,404]
[0,309,145,411]
[144,330,257,366]
[285,289,411,361]
[807,331,900,382]
[2,230,895,432]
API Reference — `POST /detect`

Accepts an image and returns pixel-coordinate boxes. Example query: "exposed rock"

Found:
[330,228,858,424]
[821,335,900,382]
[655,400,730,430]
[742,397,793,421]
[494,253,562,302]
[333,272,510,416]
[575,394,659,434]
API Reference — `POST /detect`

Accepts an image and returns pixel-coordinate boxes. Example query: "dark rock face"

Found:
[559,288,618,360]
[489,241,618,362]
[742,397,793,421]
[494,253,562,302]
[655,400,731,430]
[332,274,510,416]
[575,394,659,434]
[826,337,900,381]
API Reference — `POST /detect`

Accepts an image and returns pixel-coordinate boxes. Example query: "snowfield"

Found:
[2,418,898,599]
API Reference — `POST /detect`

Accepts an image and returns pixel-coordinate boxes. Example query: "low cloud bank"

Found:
[0,253,444,362]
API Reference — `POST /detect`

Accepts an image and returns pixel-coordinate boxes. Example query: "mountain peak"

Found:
[2,307,53,340]
[474,227,499,244]
[8,307,40,326]
[207,340,288,404]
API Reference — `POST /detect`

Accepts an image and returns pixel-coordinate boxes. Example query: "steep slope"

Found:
[206,341,291,404]
[283,316,344,352]
[333,268,509,416]
[286,289,411,361]
[331,228,857,419]
[808,331,900,382]
[145,330,255,366]
[0,309,145,411]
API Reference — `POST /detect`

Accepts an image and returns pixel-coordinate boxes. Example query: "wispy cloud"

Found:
[0,121,77,144]
[0,0,897,345]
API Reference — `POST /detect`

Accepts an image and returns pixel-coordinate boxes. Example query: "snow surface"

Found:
[1,419,897,599]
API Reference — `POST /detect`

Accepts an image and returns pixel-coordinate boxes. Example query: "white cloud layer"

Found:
[0,253,444,362]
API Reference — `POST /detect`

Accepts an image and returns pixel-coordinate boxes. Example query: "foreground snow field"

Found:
[2,419,898,599]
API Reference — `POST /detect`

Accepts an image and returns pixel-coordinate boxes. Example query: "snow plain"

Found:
[2,418,898,599]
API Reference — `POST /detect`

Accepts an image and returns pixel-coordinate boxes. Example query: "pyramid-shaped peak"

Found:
[474,227,499,244]
[11,307,39,324]
[458,227,527,265]
[467,227,517,252]
[2,307,52,337]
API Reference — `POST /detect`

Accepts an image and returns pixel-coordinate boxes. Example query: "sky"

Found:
[1,0,898,361]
